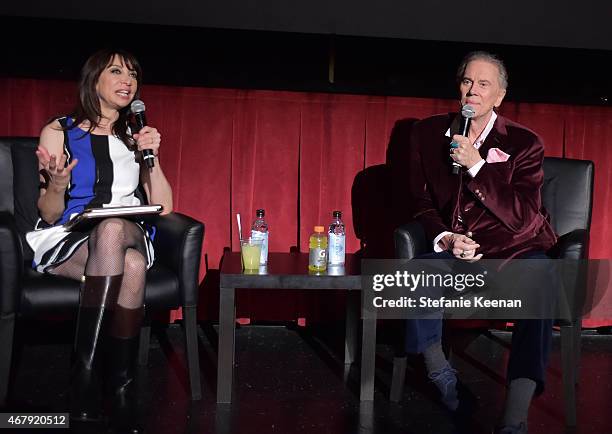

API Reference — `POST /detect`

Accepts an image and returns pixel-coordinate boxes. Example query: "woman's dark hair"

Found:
[62,49,142,145]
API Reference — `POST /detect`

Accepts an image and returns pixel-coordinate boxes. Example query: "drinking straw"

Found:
[236,213,243,242]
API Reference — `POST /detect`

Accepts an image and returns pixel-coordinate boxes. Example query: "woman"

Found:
[26,49,172,433]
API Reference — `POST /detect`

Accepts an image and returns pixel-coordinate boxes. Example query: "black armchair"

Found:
[0,137,205,406]
[391,157,594,427]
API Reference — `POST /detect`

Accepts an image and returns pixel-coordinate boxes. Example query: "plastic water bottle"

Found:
[328,210,346,266]
[251,209,269,265]
[308,226,328,272]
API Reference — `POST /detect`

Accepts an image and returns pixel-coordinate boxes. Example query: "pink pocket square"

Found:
[486,147,511,163]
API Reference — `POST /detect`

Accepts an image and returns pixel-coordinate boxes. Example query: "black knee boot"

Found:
[105,305,144,434]
[70,274,123,422]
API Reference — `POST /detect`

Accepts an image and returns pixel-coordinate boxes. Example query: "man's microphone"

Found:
[130,99,155,168]
[450,104,475,175]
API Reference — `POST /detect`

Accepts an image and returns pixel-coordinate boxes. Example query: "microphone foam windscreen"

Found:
[461,104,475,119]
[130,99,146,114]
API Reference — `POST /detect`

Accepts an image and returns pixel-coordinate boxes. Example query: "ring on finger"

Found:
[459,251,466,258]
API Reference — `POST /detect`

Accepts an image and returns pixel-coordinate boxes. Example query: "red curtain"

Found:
[1,78,610,325]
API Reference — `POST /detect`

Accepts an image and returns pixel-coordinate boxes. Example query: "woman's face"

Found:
[96,54,138,114]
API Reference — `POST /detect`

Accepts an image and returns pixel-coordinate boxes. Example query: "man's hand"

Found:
[450,134,482,169]
[442,233,483,262]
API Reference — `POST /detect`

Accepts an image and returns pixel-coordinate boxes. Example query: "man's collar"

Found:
[476,111,498,147]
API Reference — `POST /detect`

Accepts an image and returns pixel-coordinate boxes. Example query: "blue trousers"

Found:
[405,250,554,394]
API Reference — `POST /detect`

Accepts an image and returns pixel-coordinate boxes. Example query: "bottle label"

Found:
[251,230,268,265]
[309,247,327,268]
[328,233,345,265]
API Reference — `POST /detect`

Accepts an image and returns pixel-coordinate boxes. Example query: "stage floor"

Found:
[6,321,612,433]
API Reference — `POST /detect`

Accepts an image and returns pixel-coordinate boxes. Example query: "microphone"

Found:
[130,99,155,168]
[451,104,475,175]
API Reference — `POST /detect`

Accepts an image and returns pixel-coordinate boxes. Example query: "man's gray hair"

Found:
[456,51,508,90]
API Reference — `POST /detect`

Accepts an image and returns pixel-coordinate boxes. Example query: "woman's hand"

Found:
[36,146,78,190]
[133,126,161,158]
[136,125,173,213]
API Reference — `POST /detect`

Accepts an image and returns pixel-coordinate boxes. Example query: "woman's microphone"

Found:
[130,99,155,168]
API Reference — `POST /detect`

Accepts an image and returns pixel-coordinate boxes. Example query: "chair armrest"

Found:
[0,212,24,315]
[549,229,589,260]
[151,212,204,307]
[393,221,429,259]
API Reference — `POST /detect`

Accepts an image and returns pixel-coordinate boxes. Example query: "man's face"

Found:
[459,59,506,121]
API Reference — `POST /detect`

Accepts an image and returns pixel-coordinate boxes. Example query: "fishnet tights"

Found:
[49,218,147,309]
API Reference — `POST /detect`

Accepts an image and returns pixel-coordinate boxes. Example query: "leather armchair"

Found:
[391,157,594,427]
[0,137,205,406]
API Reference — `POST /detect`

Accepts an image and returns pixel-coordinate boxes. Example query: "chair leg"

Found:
[183,306,202,400]
[390,355,407,402]
[573,320,582,384]
[138,320,151,366]
[560,325,577,427]
[0,313,16,407]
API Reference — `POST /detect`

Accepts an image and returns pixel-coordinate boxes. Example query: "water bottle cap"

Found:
[314,226,325,233]
[256,209,265,217]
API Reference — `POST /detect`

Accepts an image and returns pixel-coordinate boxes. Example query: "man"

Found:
[407,51,557,434]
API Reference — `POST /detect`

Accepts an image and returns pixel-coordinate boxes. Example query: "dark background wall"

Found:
[1,3,611,106]
[2,0,612,50]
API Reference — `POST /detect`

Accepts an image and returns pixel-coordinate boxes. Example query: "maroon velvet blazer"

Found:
[408,113,557,259]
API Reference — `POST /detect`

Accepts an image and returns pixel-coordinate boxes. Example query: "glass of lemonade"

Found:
[241,238,263,271]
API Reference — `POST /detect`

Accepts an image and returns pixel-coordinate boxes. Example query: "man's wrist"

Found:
[467,159,485,177]
[441,234,454,250]
[433,231,454,252]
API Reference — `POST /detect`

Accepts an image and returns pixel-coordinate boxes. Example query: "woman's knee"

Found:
[89,218,129,249]
[123,249,147,280]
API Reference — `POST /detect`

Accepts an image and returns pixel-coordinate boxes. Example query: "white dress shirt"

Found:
[433,111,497,251]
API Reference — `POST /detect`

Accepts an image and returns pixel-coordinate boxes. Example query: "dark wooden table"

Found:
[217,251,376,403]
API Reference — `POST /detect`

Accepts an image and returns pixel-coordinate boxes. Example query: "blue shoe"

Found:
[496,422,528,434]
[429,365,459,411]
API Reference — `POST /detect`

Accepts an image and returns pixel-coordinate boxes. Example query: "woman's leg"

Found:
[82,219,148,433]
[48,242,88,280]
[50,219,149,425]
[105,248,147,434]
[49,244,109,421]
[84,218,148,278]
